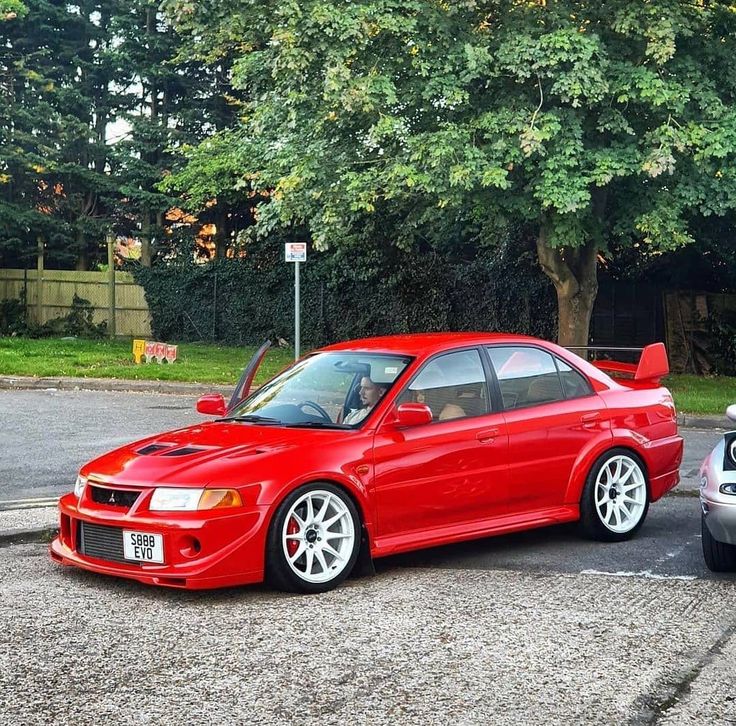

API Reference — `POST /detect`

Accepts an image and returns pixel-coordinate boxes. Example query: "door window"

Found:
[556,358,593,399]
[487,347,565,409]
[399,349,489,421]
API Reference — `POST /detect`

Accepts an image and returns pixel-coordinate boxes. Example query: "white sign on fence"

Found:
[285,242,307,262]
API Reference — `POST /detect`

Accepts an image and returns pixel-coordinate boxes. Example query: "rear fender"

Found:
[563,430,641,506]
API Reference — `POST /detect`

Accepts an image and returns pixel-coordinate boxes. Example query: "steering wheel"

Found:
[298,400,332,422]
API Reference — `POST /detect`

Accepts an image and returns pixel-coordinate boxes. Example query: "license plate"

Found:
[123,530,164,563]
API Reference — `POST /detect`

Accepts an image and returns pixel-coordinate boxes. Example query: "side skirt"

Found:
[371,505,580,558]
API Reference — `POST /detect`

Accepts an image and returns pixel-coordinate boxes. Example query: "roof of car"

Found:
[318,332,543,357]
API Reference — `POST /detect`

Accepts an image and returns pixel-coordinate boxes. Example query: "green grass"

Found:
[663,375,736,417]
[1,337,734,415]
[0,337,294,386]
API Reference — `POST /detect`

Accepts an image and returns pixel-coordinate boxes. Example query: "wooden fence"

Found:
[0,268,152,338]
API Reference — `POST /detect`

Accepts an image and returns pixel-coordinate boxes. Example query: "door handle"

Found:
[476,427,500,443]
[581,412,601,428]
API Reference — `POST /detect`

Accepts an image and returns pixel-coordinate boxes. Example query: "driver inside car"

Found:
[342,376,389,425]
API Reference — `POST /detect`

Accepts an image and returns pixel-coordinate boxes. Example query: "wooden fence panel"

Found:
[0,268,151,338]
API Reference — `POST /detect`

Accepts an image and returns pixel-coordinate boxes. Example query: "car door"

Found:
[486,345,610,514]
[371,348,509,547]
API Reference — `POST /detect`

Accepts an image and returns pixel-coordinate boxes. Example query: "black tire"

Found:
[579,448,650,542]
[701,513,736,572]
[266,482,361,594]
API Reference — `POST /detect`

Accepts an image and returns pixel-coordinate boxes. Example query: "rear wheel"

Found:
[701,513,736,572]
[579,449,649,542]
[266,483,361,593]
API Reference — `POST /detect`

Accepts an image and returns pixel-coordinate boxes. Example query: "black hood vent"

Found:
[137,443,172,456]
[161,446,207,457]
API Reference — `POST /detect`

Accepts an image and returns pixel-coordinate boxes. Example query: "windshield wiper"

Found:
[217,414,282,424]
[284,421,347,429]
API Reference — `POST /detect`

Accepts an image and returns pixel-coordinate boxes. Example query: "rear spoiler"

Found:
[567,343,669,384]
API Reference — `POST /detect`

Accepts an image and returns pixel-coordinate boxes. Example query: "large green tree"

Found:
[164,0,736,345]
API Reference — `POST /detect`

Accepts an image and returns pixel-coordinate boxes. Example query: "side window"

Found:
[399,350,489,421]
[555,358,592,399]
[487,347,564,409]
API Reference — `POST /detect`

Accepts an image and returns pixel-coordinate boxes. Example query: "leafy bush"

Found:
[0,292,107,339]
[133,238,557,347]
[706,311,736,376]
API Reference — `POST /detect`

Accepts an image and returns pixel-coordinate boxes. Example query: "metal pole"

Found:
[294,260,300,360]
[107,233,116,338]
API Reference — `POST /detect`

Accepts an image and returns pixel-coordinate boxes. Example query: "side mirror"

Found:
[727,404,736,423]
[395,402,433,427]
[196,393,227,417]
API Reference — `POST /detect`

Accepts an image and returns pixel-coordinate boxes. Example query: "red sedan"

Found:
[50,333,683,593]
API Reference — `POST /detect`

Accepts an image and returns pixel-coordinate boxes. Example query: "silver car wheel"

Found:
[281,489,356,584]
[594,454,647,533]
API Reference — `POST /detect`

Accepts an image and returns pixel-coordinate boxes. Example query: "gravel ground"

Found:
[1,545,735,725]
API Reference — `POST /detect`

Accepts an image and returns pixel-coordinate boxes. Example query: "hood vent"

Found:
[161,446,207,457]
[137,443,172,456]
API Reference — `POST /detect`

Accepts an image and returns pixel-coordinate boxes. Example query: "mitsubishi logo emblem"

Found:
[107,491,117,504]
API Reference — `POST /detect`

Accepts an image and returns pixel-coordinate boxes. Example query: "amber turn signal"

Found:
[198,489,243,510]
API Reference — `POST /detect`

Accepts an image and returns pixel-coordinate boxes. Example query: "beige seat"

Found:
[525,374,563,404]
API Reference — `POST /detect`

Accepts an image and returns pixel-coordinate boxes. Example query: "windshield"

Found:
[226,352,413,428]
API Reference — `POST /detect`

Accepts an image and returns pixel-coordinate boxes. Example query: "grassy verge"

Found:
[1,337,734,415]
[663,375,736,417]
[0,337,294,386]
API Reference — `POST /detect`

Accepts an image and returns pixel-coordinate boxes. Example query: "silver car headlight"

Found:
[729,440,736,467]
[74,475,87,498]
[149,488,204,511]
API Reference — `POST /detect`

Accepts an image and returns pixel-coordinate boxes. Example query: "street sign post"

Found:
[285,243,307,359]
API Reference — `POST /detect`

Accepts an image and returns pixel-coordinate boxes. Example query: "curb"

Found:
[0,526,57,546]
[0,375,234,397]
[677,414,729,431]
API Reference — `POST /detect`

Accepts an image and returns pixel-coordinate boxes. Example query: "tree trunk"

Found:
[140,214,152,267]
[536,228,598,348]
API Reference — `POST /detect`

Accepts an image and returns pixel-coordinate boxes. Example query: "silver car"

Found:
[700,405,736,571]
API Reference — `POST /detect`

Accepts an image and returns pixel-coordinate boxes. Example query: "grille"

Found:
[78,522,137,565]
[89,485,141,508]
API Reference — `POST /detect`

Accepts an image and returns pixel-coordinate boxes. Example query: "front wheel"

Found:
[579,449,649,542]
[266,483,361,593]
[701,513,736,572]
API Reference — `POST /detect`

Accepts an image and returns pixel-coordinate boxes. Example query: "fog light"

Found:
[720,483,736,495]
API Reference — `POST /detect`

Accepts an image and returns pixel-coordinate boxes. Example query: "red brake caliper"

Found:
[286,516,299,557]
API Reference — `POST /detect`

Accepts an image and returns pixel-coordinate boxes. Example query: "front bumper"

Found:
[700,437,736,546]
[49,493,270,590]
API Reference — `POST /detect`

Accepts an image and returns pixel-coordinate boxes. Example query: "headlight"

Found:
[149,488,243,511]
[730,440,736,466]
[74,475,87,498]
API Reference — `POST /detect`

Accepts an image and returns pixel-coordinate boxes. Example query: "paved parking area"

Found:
[1,543,734,725]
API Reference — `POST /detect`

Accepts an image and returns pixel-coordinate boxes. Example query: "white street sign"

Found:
[285,242,307,262]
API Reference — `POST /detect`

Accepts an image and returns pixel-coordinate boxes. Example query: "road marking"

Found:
[0,497,59,511]
[581,569,697,581]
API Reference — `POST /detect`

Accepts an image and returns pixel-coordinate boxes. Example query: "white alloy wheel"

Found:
[281,489,356,584]
[594,454,647,533]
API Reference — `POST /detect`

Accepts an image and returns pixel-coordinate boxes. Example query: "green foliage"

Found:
[162,0,736,274]
[705,311,736,377]
[1,0,27,20]
[133,236,556,347]
[0,294,26,334]
[0,291,106,338]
